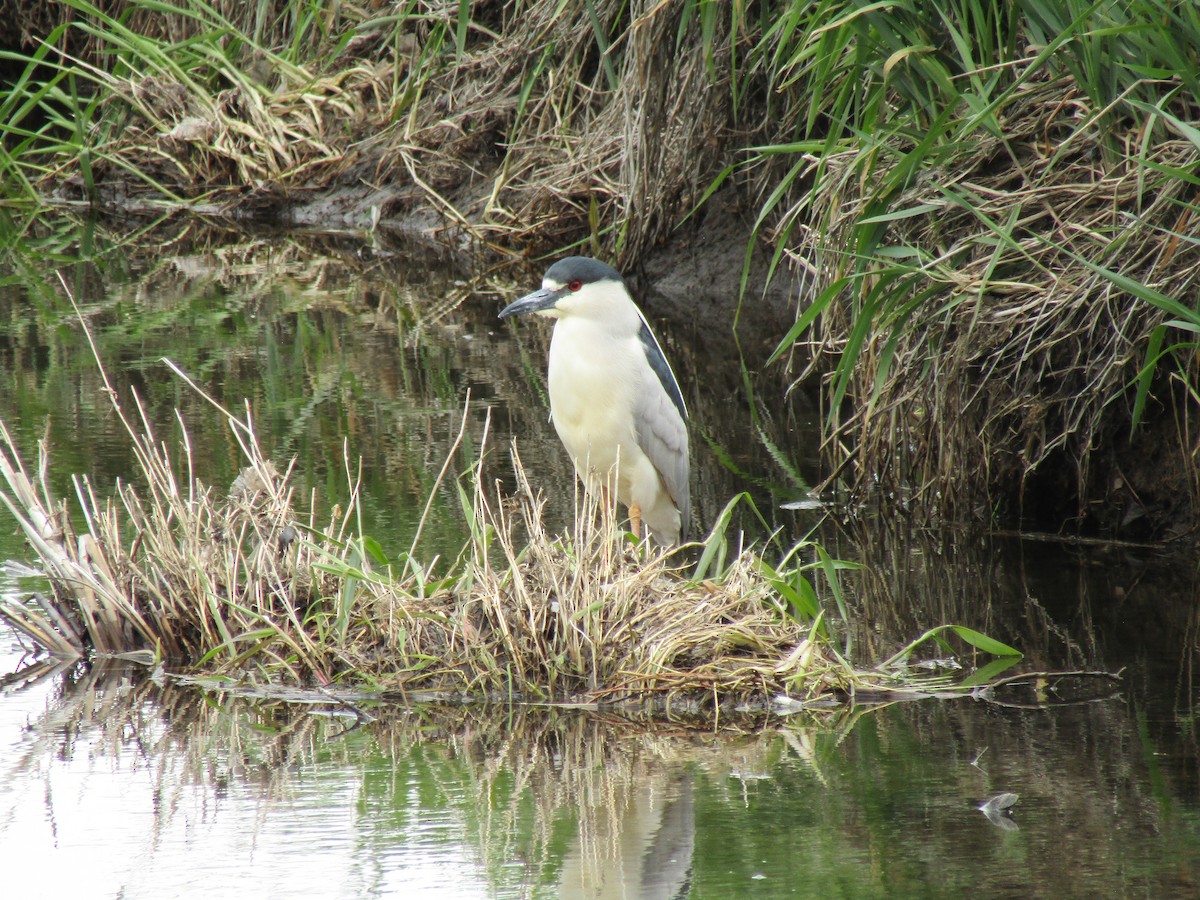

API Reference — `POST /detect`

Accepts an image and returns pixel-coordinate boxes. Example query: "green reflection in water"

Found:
[4,659,1199,899]
[0,211,483,564]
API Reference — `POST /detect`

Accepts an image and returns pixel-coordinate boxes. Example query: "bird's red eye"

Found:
[567,280,582,292]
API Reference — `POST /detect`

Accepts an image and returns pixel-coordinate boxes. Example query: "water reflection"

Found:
[2,654,1199,898]
[0,658,706,899]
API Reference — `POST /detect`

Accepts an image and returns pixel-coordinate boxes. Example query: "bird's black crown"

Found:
[544,256,623,286]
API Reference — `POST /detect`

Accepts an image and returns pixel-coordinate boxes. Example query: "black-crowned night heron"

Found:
[499,257,690,545]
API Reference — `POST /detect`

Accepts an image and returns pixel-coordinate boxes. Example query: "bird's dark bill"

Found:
[498,287,563,318]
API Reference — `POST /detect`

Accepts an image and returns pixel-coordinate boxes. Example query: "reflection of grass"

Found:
[0,211,475,548]
[0,333,1022,708]
[5,660,1175,898]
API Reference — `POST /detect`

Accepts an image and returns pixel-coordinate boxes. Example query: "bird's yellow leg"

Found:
[628,502,642,539]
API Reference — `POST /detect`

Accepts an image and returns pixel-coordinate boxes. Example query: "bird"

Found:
[498,256,689,545]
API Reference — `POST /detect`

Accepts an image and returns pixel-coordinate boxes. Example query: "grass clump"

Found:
[0,0,730,261]
[0,337,1022,710]
[0,346,852,706]
[749,0,1200,533]
[0,0,393,205]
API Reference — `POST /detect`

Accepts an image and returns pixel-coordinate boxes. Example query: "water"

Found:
[3,657,1195,898]
[1,215,1198,897]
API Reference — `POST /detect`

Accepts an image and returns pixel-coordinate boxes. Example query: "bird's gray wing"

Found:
[634,366,690,539]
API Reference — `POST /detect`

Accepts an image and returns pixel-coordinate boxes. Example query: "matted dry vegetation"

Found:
[3,0,732,261]
[0,338,859,706]
[796,71,1200,532]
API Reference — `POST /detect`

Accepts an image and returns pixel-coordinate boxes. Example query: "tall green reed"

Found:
[740,0,1200,472]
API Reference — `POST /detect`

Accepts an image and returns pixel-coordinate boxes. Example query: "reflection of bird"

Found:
[498,257,690,545]
[558,770,695,900]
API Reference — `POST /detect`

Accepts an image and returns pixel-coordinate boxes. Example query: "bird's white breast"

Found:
[547,317,640,475]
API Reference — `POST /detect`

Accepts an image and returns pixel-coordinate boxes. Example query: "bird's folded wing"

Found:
[634,387,690,536]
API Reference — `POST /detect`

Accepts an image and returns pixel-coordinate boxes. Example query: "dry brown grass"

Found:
[797,72,1200,530]
[442,451,847,705]
[426,0,732,262]
[10,1,735,263]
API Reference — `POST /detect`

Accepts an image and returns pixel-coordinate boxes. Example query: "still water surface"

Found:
[1,218,1197,897]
